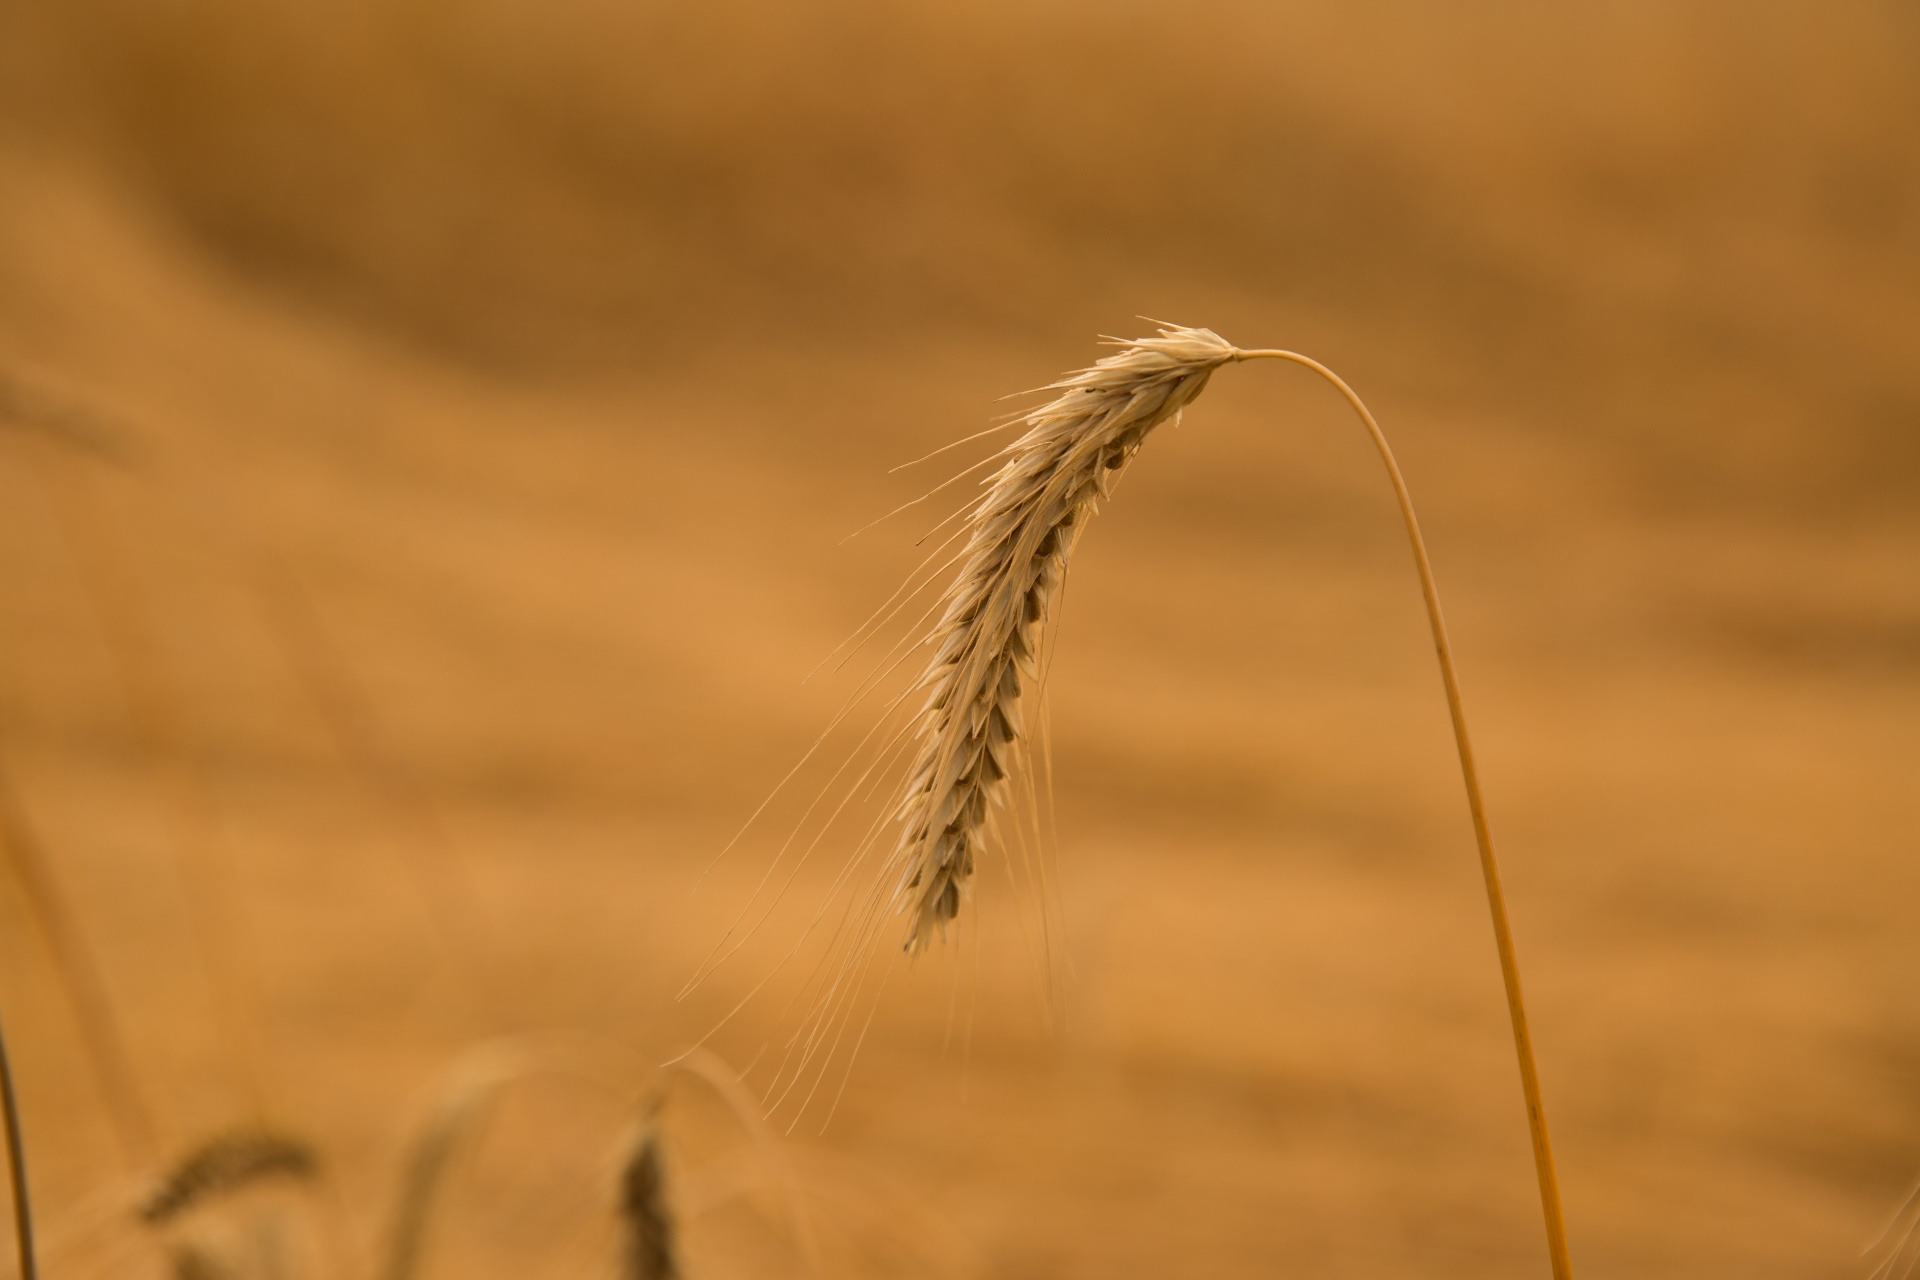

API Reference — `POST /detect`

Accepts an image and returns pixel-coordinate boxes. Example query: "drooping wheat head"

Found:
[886,324,1236,952]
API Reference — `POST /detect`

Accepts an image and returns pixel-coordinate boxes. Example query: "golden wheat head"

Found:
[887,323,1236,952]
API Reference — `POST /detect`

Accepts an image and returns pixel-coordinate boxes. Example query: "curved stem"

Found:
[0,1008,39,1280]
[1231,348,1573,1280]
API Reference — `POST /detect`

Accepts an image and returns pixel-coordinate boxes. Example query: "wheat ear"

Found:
[1230,347,1572,1280]
[616,1111,678,1280]
[886,324,1238,952]
[888,328,1572,1279]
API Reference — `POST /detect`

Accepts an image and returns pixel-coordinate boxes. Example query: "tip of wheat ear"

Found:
[886,324,1240,953]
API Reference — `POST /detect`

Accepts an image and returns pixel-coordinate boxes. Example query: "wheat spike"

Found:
[0,1008,37,1280]
[886,323,1237,952]
[874,328,1575,1280]
[141,1132,317,1226]
[617,1121,678,1280]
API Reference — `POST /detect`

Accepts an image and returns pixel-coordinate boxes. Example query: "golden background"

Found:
[1,3,1917,1278]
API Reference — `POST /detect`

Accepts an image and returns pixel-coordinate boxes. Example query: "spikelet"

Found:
[141,1131,318,1226]
[888,324,1237,951]
[617,1122,678,1280]
[141,1131,320,1280]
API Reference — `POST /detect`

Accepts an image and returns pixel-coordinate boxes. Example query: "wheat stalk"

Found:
[378,1044,541,1280]
[0,750,158,1166]
[616,1114,678,1280]
[885,326,1573,1280]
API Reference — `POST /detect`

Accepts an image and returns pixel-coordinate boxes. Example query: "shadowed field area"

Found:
[1,3,1918,1279]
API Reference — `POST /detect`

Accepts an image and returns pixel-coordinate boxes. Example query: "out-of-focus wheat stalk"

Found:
[381,1038,817,1280]
[35,450,275,1122]
[658,1048,819,1278]
[249,564,499,1033]
[887,327,1572,1280]
[1866,1174,1920,1280]
[379,1045,540,1280]
[0,375,159,1166]
[5,376,372,1280]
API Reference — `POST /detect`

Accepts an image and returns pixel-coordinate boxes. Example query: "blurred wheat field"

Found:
[1,2,1918,1278]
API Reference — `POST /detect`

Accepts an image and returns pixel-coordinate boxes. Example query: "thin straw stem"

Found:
[1231,348,1573,1280]
[0,753,157,1166]
[0,1008,38,1280]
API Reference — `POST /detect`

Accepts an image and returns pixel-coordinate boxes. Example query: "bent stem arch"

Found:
[1230,348,1573,1280]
